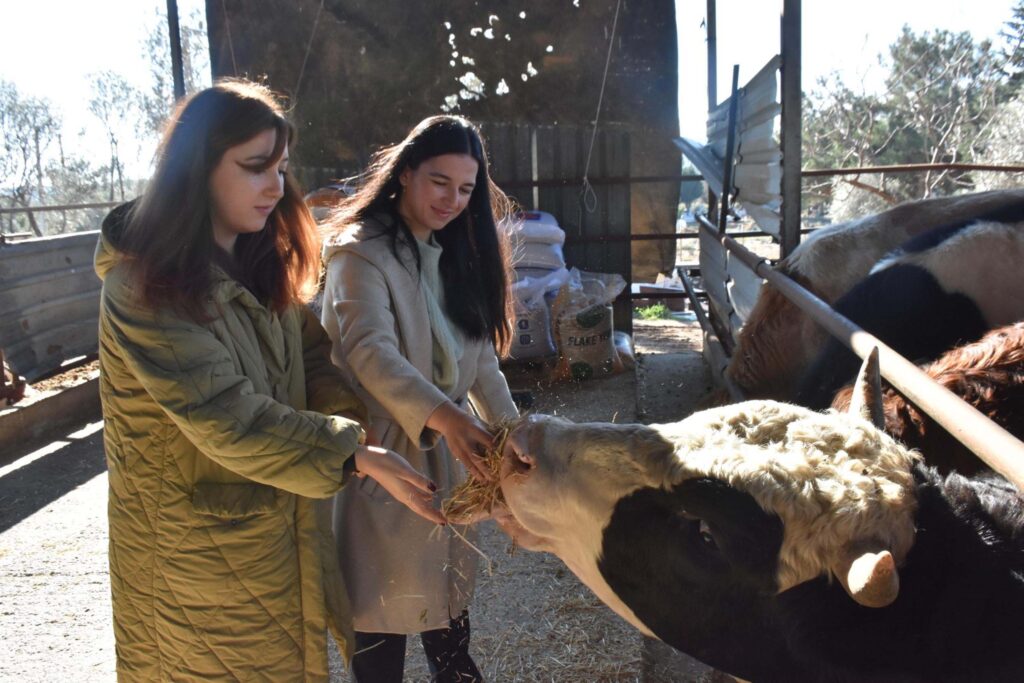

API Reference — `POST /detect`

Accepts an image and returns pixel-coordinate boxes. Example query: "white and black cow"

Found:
[725,189,1024,401]
[794,211,1024,409]
[496,358,1024,682]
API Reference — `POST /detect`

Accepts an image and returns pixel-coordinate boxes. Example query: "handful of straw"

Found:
[442,421,515,524]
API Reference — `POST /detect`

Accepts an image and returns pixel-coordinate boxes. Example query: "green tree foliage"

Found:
[802,77,895,209]
[803,18,1023,219]
[883,28,1008,196]
[88,71,140,203]
[974,93,1024,191]
[139,8,210,140]
[0,11,209,236]
[999,0,1024,88]
[1,80,119,236]
[0,81,61,235]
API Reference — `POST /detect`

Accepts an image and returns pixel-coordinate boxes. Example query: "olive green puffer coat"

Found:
[95,212,364,682]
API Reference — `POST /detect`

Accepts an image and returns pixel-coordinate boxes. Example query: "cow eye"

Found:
[698,520,717,549]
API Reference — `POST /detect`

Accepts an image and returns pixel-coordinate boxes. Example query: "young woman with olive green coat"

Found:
[97,216,363,681]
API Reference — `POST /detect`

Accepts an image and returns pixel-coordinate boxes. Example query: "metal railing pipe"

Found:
[0,201,121,215]
[801,162,1024,178]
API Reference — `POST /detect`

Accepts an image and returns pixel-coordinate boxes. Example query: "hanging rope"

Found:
[293,0,325,105]
[578,0,623,224]
[220,0,238,76]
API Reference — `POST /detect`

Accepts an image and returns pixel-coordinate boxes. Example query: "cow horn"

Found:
[848,347,885,429]
[832,540,900,608]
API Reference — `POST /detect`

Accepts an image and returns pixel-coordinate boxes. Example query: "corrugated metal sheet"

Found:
[0,231,101,381]
[726,251,763,322]
[696,221,764,346]
[699,228,742,338]
[675,55,783,236]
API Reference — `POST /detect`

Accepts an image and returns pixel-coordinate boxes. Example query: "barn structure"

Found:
[2,0,1024,681]
[205,0,682,291]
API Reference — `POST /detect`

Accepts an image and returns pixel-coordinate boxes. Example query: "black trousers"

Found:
[350,611,483,683]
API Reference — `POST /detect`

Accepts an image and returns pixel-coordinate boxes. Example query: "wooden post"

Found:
[706,0,717,112]
[705,0,718,222]
[717,65,740,235]
[779,0,802,257]
[167,0,186,101]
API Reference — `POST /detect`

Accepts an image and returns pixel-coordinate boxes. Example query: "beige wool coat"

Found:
[321,215,518,634]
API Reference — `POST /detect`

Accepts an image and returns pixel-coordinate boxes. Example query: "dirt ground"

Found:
[0,420,112,681]
[2,358,100,408]
[0,315,716,682]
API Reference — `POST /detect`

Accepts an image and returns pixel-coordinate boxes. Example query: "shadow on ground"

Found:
[0,423,106,533]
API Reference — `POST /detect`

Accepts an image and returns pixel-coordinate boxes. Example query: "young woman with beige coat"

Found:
[320,115,519,682]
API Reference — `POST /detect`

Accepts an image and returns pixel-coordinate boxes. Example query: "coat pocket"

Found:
[177,482,302,647]
[191,481,280,519]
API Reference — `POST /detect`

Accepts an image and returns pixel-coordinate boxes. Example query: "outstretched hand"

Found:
[353,445,446,525]
[426,401,496,482]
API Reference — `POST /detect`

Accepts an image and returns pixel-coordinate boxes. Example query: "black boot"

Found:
[420,611,483,682]
[351,630,407,683]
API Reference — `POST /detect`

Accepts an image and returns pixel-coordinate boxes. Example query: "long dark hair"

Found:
[120,79,319,319]
[324,115,513,355]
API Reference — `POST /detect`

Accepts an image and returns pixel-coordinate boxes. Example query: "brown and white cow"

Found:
[831,322,1024,476]
[496,356,1024,682]
[726,189,1024,401]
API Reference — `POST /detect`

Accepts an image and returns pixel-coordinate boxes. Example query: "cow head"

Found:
[498,414,678,634]
[498,354,921,677]
[725,274,828,400]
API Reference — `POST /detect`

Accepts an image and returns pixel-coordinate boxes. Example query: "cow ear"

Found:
[847,347,884,429]
[629,426,677,475]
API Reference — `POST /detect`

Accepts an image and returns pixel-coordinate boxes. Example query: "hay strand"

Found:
[447,522,494,576]
[441,421,515,524]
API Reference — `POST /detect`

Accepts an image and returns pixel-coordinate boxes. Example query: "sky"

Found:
[0,0,210,179]
[0,0,1018,182]
[676,0,1018,138]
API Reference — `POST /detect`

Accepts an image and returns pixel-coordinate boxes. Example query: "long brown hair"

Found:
[324,115,514,355]
[120,79,319,318]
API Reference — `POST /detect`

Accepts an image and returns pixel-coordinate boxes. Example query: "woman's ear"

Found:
[398,167,411,188]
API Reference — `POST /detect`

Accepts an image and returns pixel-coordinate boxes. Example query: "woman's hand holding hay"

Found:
[427,401,496,482]
[441,422,515,524]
